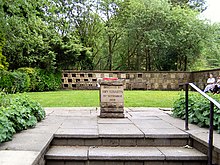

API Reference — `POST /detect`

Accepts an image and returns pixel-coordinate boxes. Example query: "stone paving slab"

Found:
[98,123,144,138]
[158,147,207,160]
[45,146,207,161]
[36,116,67,126]
[142,128,189,138]
[128,116,161,120]
[157,110,220,150]
[0,132,53,152]
[0,150,40,165]
[45,146,88,160]
[98,118,132,124]
[131,119,175,129]
[89,146,164,160]
[22,125,59,134]
[55,128,99,138]
[1,107,220,165]
[60,118,97,129]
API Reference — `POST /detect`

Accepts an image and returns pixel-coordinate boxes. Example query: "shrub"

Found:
[0,109,15,143]
[17,68,62,92]
[17,67,38,91]
[0,70,13,93]
[0,70,30,93]
[11,71,30,93]
[1,68,62,93]
[172,92,220,133]
[34,69,61,92]
[0,92,46,143]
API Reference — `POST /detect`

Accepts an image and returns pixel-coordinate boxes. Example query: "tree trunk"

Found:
[148,49,151,71]
[184,55,187,71]
[136,48,141,71]
[108,35,112,71]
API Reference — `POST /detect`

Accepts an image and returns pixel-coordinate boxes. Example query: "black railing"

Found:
[185,83,220,165]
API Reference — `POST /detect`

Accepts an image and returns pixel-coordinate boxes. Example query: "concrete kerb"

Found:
[0,107,220,165]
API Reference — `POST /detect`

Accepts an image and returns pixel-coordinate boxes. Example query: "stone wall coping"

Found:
[191,68,220,73]
[100,80,124,86]
[62,70,191,74]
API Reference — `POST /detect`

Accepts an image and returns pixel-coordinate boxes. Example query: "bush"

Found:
[17,67,38,91]
[0,70,13,93]
[34,69,61,92]
[1,68,62,93]
[0,70,30,93]
[0,110,15,142]
[11,71,30,93]
[0,92,46,143]
[172,92,220,133]
[17,68,62,92]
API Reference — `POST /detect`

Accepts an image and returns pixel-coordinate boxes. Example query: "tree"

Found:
[194,23,220,70]
[1,0,218,72]
[44,0,96,70]
[116,0,209,71]
[97,0,130,70]
[1,0,58,70]
[170,0,207,12]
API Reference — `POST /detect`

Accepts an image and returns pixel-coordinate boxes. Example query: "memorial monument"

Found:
[99,79,124,118]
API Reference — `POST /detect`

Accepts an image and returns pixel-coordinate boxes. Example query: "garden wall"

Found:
[62,68,220,90]
[192,68,220,90]
[62,70,192,90]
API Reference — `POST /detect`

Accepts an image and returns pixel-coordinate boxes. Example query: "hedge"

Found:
[0,68,62,93]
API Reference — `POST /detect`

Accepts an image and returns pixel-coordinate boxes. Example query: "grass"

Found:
[25,90,181,108]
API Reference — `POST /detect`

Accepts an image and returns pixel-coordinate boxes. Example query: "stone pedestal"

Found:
[100,80,124,118]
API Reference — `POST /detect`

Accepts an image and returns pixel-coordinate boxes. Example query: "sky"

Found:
[200,0,220,23]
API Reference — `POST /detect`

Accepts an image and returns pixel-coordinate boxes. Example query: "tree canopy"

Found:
[0,0,219,71]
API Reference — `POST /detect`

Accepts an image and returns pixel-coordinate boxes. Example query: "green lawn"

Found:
[25,90,181,108]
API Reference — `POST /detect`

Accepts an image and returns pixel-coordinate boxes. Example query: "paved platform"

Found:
[0,107,220,165]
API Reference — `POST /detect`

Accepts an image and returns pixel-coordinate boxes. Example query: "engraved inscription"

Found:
[101,86,124,103]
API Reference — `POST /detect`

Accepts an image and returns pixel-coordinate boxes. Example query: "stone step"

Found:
[45,146,207,165]
[51,137,190,147]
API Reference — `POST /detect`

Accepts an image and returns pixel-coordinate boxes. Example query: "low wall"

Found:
[192,68,220,90]
[62,70,192,90]
[62,69,220,90]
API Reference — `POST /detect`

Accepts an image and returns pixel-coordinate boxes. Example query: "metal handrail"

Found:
[185,83,220,165]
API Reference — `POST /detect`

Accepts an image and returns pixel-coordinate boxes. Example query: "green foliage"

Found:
[172,92,220,133]
[115,0,209,71]
[34,69,61,92]
[0,68,61,93]
[0,110,15,142]
[0,70,30,93]
[55,35,93,70]
[17,67,38,91]
[0,29,8,70]
[0,92,45,143]
[170,0,207,12]
[0,0,219,71]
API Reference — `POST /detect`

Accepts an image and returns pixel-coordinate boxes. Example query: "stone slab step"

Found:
[54,124,189,139]
[45,146,207,161]
[51,137,189,147]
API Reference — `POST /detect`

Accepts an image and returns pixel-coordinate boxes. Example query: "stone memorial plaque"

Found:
[100,85,124,103]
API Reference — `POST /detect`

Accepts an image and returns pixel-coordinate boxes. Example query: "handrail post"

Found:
[208,101,214,165]
[185,83,189,130]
